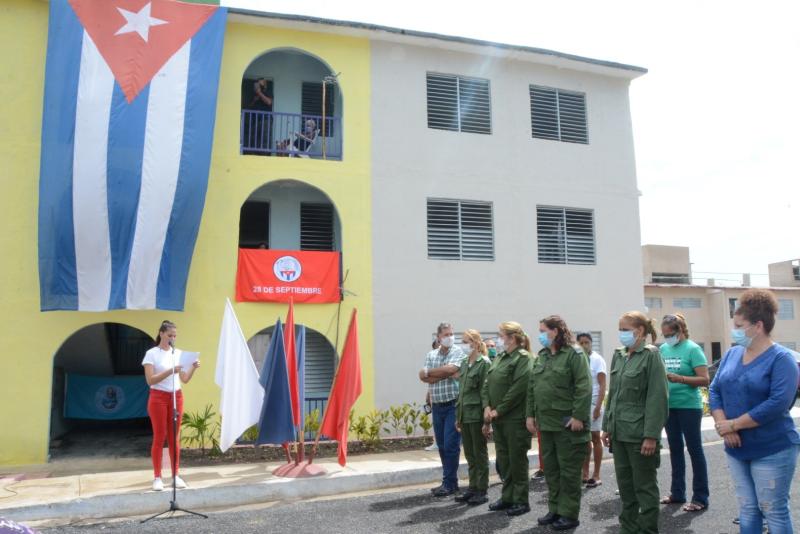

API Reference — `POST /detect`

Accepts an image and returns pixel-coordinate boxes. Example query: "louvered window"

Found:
[530,85,588,144]
[778,299,795,320]
[301,81,335,136]
[300,203,335,251]
[427,199,494,261]
[536,206,595,265]
[427,73,491,134]
[645,297,662,309]
[673,298,702,309]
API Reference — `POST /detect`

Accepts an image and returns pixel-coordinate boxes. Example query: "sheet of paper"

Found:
[179,351,199,371]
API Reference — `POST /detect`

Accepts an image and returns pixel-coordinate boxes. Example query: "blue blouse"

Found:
[709,344,800,461]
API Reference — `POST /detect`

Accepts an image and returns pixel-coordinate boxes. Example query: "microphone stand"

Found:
[142,342,207,523]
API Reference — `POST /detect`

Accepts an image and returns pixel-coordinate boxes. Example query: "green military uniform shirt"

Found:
[457,355,491,424]
[602,344,669,443]
[526,345,592,433]
[482,347,531,420]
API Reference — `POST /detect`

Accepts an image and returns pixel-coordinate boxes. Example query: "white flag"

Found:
[215,299,264,452]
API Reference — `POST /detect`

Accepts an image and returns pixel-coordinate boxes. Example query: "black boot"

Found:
[506,503,531,516]
[467,491,488,506]
[552,517,580,530]
[454,488,475,502]
[537,511,561,525]
[488,499,511,511]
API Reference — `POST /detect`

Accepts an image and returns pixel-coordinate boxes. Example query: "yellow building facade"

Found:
[0,0,373,465]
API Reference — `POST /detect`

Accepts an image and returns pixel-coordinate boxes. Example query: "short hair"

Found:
[436,322,453,335]
[735,289,779,334]
[576,332,593,342]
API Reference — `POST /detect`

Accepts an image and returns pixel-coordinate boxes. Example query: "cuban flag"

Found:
[38,0,227,311]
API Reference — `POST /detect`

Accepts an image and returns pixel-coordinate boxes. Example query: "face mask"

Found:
[731,327,753,348]
[487,348,497,358]
[440,335,455,348]
[538,332,551,348]
[664,335,679,347]
[495,339,505,352]
[619,330,636,348]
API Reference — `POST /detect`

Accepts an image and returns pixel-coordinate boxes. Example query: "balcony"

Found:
[241,110,342,160]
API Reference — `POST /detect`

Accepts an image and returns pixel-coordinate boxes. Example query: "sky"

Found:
[224,0,800,286]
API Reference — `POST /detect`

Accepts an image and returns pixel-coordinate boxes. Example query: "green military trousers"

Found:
[493,419,532,504]
[612,440,661,534]
[461,422,489,491]
[540,429,588,520]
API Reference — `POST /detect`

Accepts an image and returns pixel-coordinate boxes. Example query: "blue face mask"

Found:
[538,332,551,348]
[731,327,753,348]
[619,330,636,348]
[664,335,679,347]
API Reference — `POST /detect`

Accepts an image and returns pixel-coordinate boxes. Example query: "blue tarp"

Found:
[64,374,149,420]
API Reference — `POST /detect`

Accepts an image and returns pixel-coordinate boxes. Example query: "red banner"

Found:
[236,249,341,303]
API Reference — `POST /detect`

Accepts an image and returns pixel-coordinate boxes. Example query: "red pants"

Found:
[147,389,183,478]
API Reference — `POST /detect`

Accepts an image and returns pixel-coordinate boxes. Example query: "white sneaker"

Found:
[173,475,188,489]
[152,478,164,491]
[424,443,439,451]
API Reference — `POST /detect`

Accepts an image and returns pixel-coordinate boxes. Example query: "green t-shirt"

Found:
[659,339,708,409]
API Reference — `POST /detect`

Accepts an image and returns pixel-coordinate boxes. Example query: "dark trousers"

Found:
[540,430,587,520]
[613,440,661,534]
[433,402,461,489]
[665,408,709,506]
[493,419,532,505]
[461,421,489,491]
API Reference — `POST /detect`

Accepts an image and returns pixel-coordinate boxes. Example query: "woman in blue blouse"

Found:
[710,289,800,534]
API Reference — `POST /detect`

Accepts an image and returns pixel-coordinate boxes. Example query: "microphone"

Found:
[168,339,175,353]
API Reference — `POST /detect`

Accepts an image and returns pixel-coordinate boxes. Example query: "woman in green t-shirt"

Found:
[659,313,710,512]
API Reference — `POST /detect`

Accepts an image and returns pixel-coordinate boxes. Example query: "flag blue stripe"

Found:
[257,320,297,445]
[156,8,227,310]
[38,0,83,311]
[106,84,149,310]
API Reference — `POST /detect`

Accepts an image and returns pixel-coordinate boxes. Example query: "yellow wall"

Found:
[0,1,373,465]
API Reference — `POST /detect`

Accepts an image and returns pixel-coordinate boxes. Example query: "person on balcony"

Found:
[278,119,318,155]
[244,78,273,153]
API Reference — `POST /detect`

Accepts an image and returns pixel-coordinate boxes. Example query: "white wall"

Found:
[370,41,644,408]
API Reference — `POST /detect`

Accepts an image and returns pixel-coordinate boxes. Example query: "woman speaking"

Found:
[142,320,200,491]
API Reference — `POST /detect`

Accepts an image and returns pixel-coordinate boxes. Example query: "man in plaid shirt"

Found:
[419,322,465,496]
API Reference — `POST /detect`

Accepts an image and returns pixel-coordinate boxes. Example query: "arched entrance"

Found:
[247,325,336,426]
[241,48,342,159]
[49,323,154,462]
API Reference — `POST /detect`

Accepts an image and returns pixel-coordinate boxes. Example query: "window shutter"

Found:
[530,86,560,141]
[537,206,595,264]
[673,298,702,309]
[426,74,459,132]
[530,85,588,144]
[460,201,494,260]
[301,82,335,136]
[427,199,493,260]
[458,77,491,134]
[427,199,461,259]
[778,299,795,320]
[300,203,335,251]
[427,73,491,134]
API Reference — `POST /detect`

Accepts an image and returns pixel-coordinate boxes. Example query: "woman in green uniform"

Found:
[526,315,591,531]
[483,321,532,517]
[602,311,669,534]
[454,329,492,505]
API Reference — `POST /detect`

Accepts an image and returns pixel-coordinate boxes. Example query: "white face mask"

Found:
[495,338,505,352]
[440,335,455,348]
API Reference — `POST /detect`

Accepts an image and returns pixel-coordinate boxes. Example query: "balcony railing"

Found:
[241,110,342,160]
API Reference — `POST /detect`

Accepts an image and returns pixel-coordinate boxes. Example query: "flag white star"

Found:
[114,3,168,42]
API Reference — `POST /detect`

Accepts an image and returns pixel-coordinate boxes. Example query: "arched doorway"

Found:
[50,323,154,462]
[241,48,342,159]
[239,179,342,252]
[247,325,336,427]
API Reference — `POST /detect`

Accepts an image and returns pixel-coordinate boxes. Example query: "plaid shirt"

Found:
[424,346,465,403]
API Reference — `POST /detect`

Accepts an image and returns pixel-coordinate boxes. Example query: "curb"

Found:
[5,415,798,523]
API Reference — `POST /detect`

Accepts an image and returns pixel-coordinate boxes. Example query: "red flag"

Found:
[284,298,302,428]
[319,309,362,466]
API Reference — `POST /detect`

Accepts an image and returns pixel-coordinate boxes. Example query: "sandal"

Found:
[586,479,602,488]
[660,495,686,505]
[683,502,707,512]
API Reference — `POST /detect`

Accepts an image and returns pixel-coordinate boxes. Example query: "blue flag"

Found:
[256,319,295,445]
[296,325,306,424]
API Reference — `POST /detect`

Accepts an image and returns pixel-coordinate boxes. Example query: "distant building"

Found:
[643,245,800,362]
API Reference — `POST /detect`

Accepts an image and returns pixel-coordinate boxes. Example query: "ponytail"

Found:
[155,320,176,347]
[499,322,531,352]
[622,311,657,344]
[662,313,690,339]
[462,329,488,355]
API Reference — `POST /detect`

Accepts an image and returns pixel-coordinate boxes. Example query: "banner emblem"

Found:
[273,256,302,282]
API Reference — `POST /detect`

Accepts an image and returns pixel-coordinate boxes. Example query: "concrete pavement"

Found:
[3,409,799,526]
